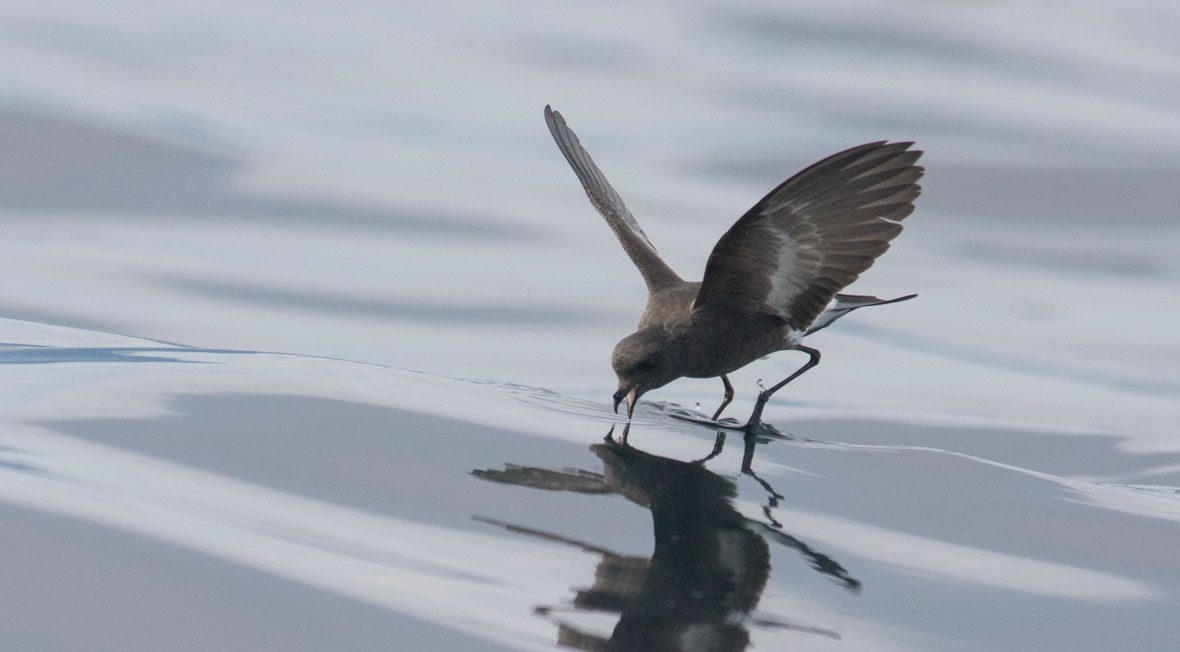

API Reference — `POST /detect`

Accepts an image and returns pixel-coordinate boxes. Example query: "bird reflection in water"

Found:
[472,429,860,650]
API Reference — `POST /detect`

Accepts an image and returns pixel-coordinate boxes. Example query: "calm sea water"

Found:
[2,2,1179,650]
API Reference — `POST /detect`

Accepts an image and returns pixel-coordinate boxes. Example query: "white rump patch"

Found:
[785,328,805,346]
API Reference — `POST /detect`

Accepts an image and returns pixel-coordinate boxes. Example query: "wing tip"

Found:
[860,140,923,161]
[889,141,923,162]
[544,104,564,133]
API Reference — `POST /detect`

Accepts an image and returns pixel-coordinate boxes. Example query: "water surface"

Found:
[1,1,1179,650]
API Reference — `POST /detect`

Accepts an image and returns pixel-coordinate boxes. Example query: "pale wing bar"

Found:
[544,106,682,292]
[694,142,923,331]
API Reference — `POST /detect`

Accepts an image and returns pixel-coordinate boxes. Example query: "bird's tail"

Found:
[804,293,917,335]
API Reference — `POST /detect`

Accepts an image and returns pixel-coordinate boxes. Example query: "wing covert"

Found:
[693,141,923,330]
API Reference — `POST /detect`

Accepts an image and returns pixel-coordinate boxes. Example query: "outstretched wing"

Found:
[545,106,682,292]
[692,142,923,331]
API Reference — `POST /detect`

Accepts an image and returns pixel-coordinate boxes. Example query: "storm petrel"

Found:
[545,106,922,427]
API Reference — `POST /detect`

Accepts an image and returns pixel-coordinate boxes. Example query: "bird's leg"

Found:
[745,346,821,428]
[741,431,783,506]
[693,431,727,464]
[710,374,735,421]
[605,422,632,444]
[741,430,785,527]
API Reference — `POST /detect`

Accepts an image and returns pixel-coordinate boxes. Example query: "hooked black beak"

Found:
[612,387,639,418]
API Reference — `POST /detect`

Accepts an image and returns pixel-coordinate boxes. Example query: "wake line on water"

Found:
[8,316,1178,516]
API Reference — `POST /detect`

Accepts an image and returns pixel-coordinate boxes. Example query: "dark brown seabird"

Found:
[544,106,923,428]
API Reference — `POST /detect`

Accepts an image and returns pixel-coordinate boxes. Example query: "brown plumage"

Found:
[545,106,922,427]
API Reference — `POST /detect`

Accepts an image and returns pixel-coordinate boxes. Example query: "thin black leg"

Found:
[745,345,821,428]
[692,431,727,464]
[604,422,631,445]
[710,374,735,421]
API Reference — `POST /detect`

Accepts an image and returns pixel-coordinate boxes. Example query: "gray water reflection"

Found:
[474,430,858,650]
[0,111,524,238]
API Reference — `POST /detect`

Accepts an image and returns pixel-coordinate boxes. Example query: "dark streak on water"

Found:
[0,111,529,239]
[161,275,603,326]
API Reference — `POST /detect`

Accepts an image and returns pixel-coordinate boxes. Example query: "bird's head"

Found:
[611,329,684,418]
